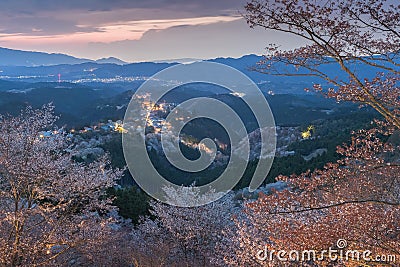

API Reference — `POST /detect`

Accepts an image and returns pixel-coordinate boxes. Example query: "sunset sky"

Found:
[0,0,305,62]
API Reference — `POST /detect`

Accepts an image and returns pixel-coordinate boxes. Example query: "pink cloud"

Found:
[0,16,241,46]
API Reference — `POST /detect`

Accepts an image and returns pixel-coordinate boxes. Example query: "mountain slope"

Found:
[0,47,127,67]
[0,47,94,66]
[95,57,127,65]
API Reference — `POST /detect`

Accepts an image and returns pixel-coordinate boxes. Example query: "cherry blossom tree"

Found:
[131,186,240,267]
[0,105,125,266]
[226,122,399,266]
[245,0,400,128]
[224,1,400,266]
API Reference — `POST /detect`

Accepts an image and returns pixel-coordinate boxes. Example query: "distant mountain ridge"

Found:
[0,53,353,95]
[0,47,127,67]
[0,49,394,97]
[95,57,127,65]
